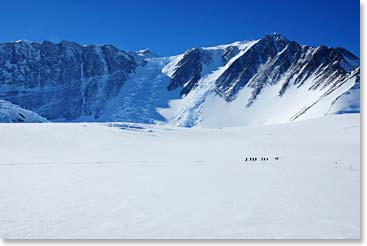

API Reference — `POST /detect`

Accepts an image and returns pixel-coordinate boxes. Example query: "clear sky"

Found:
[1,0,360,56]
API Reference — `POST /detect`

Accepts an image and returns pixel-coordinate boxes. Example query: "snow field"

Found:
[0,114,360,239]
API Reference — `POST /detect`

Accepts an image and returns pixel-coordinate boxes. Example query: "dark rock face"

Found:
[0,40,136,120]
[210,34,290,102]
[167,48,203,95]
[167,48,213,96]
[212,33,359,106]
[222,45,240,63]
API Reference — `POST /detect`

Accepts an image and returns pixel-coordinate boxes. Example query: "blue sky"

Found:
[1,0,359,56]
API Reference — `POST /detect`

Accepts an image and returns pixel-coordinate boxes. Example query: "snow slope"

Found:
[0,100,47,123]
[327,68,360,115]
[0,114,360,239]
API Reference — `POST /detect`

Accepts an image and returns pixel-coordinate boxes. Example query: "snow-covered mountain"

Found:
[0,40,137,121]
[0,33,360,126]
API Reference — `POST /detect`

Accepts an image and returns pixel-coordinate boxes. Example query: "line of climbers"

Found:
[245,157,279,162]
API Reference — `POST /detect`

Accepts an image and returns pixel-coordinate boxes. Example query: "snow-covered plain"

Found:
[0,114,360,239]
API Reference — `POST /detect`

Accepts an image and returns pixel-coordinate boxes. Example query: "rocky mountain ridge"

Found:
[0,33,360,126]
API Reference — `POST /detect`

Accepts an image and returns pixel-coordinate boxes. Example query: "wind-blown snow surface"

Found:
[0,114,359,239]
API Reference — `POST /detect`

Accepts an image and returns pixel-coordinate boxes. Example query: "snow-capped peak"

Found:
[136,49,158,58]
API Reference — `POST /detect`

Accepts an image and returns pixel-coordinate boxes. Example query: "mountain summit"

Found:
[0,34,360,126]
